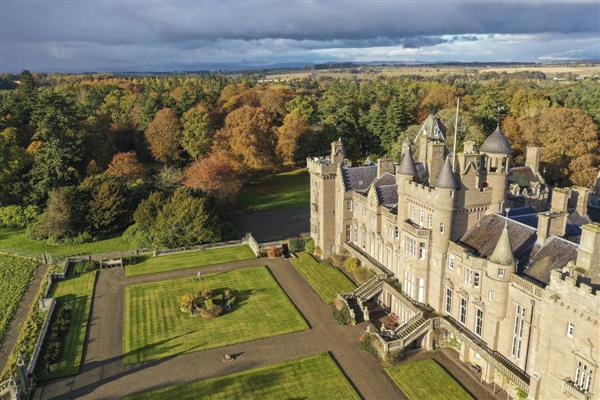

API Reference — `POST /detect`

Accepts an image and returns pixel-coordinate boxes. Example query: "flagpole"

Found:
[452,97,460,173]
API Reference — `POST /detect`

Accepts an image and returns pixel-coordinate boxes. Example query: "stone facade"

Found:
[308,117,600,400]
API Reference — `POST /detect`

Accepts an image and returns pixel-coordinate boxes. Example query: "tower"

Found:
[307,139,345,257]
[480,125,512,214]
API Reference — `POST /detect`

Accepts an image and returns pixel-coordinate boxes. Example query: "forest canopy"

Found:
[0,70,598,246]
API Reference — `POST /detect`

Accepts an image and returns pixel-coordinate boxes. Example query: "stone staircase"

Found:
[386,314,433,353]
[354,275,384,300]
[345,296,364,323]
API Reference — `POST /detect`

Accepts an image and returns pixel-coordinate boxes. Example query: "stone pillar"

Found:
[529,374,541,400]
[423,329,435,351]
[484,362,496,384]
[459,342,470,363]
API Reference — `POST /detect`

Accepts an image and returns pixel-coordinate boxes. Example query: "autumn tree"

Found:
[277,109,310,163]
[221,105,277,171]
[183,151,241,199]
[181,104,214,159]
[106,151,145,180]
[144,108,183,163]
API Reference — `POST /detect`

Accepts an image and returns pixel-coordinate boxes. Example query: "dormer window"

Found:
[567,322,575,338]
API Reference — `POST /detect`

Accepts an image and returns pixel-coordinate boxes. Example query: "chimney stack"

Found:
[573,187,591,217]
[525,146,540,173]
[536,212,567,244]
[575,223,600,278]
[377,158,395,177]
[550,188,571,213]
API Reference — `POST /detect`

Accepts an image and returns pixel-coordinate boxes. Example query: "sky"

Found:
[2,1,600,72]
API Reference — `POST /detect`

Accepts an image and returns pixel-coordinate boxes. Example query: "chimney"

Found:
[575,223,600,276]
[573,187,591,217]
[377,158,395,177]
[463,141,477,154]
[550,188,571,213]
[536,212,567,244]
[525,146,540,173]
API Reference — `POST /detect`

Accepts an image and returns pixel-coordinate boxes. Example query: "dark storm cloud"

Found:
[2,1,599,71]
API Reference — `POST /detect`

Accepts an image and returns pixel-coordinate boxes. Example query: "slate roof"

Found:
[480,126,513,154]
[341,165,377,192]
[435,158,459,189]
[510,213,582,239]
[419,114,446,141]
[509,166,543,189]
[376,184,398,208]
[459,214,537,266]
[507,206,536,217]
[397,146,417,176]
[489,225,515,265]
[373,173,396,187]
[524,237,578,285]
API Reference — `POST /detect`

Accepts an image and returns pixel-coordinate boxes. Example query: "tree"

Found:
[181,104,214,159]
[183,151,241,200]
[277,110,310,163]
[152,188,222,248]
[81,175,131,235]
[124,191,163,247]
[106,152,145,180]
[144,108,183,163]
[221,105,277,171]
[382,92,416,150]
[0,128,30,204]
[31,186,87,241]
[29,140,80,205]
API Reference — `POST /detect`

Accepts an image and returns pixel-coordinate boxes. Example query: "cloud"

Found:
[1,1,599,71]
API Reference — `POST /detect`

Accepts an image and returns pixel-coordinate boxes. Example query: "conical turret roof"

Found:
[397,145,417,177]
[435,157,458,189]
[480,125,513,154]
[489,223,515,265]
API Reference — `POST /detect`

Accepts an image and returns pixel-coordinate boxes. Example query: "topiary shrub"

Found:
[304,238,315,254]
[181,288,237,318]
[288,237,304,252]
[332,306,351,325]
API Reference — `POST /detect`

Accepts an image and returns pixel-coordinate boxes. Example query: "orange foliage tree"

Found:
[144,108,183,163]
[183,151,241,199]
[106,151,145,179]
[277,109,310,163]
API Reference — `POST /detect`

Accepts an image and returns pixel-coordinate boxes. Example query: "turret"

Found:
[331,137,345,165]
[396,144,417,223]
[397,144,417,179]
[435,157,459,190]
[484,222,516,322]
[481,125,512,214]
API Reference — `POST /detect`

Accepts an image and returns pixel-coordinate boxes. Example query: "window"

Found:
[488,289,494,301]
[345,224,351,242]
[511,304,525,359]
[411,205,415,220]
[464,268,472,286]
[574,360,594,393]
[419,209,424,226]
[440,223,445,234]
[567,322,575,338]
[405,236,416,257]
[404,272,413,297]
[473,272,481,288]
[370,214,376,228]
[498,268,505,278]
[448,254,455,270]
[394,227,399,239]
[417,278,425,302]
[419,242,426,260]
[475,308,484,337]
[445,288,453,314]
[346,199,353,211]
[459,298,467,325]
[428,213,433,228]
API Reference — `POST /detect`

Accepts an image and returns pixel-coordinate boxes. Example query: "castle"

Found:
[308,115,599,400]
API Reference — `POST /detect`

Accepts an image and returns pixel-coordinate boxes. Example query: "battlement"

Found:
[307,156,340,175]
[549,269,600,303]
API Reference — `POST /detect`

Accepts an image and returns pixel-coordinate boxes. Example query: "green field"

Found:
[386,359,473,400]
[124,353,359,400]
[236,168,309,211]
[123,266,307,364]
[290,252,356,304]
[0,227,132,258]
[0,254,38,344]
[38,263,97,380]
[125,245,256,277]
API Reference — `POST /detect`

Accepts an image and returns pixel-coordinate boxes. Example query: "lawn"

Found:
[236,168,309,212]
[290,252,356,304]
[0,227,132,258]
[123,266,307,364]
[386,359,474,400]
[124,353,359,400]
[125,245,256,277]
[37,263,97,380]
[0,254,38,345]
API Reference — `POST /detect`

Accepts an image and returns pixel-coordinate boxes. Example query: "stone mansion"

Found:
[308,115,599,400]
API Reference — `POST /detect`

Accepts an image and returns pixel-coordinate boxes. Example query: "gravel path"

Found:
[34,257,405,400]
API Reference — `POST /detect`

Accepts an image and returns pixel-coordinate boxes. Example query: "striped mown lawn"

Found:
[125,245,256,277]
[124,353,359,400]
[290,252,356,304]
[123,266,307,364]
[386,359,474,400]
[38,264,97,380]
